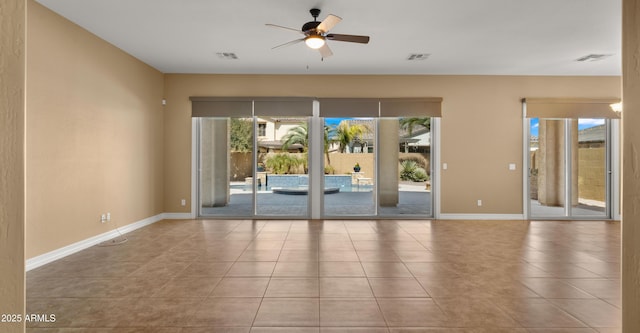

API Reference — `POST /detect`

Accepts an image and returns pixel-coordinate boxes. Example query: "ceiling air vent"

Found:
[216,52,239,60]
[575,54,611,62]
[407,53,430,61]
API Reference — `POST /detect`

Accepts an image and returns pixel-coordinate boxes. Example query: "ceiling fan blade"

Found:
[272,38,304,49]
[265,23,303,34]
[317,14,342,33]
[326,34,370,44]
[318,43,333,58]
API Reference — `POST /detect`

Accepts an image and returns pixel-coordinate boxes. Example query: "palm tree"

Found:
[334,121,370,153]
[281,123,309,152]
[281,122,333,166]
[399,117,431,136]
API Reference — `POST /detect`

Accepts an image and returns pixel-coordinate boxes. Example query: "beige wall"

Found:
[0,0,26,330]
[164,74,620,214]
[622,0,640,331]
[26,1,165,258]
[578,147,606,201]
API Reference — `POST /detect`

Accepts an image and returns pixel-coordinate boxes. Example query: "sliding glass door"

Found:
[194,97,441,219]
[255,116,310,216]
[379,117,432,216]
[528,117,610,219]
[322,117,376,217]
[198,117,254,217]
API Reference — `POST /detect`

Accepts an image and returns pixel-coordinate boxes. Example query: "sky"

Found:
[530,118,605,137]
[324,118,345,126]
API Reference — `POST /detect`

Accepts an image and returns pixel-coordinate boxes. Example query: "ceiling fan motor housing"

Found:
[302,8,322,33]
[302,21,320,33]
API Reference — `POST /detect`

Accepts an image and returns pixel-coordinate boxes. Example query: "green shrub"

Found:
[400,160,429,182]
[324,165,336,174]
[265,153,304,174]
[400,160,418,181]
[412,167,429,181]
[399,155,427,169]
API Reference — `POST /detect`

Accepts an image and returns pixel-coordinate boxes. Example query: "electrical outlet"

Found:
[106,212,111,222]
[100,214,107,223]
[477,200,482,206]
[181,199,186,206]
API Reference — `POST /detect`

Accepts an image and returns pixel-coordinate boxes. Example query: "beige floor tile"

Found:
[183,328,251,333]
[320,278,374,297]
[273,262,319,277]
[238,250,282,261]
[188,297,262,327]
[361,262,413,277]
[211,278,270,297]
[278,250,319,262]
[319,250,360,261]
[126,297,204,327]
[434,298,520,328]
[151,277,221,298]
[548,299,621,328]
[415,277,481,298]
[179,262,234,277]
[253,298,320,327]
[356,250,402,262]
[265,278,320,297]
[368,278,428,297]
[388,329,467,332]
[226,262,277,277]
[319,262,366,277]
[563,279,620,299]
[320,298,386,327]
[404,263,461,279]
[25,219,622,332]
[526,328,598,333]
[321,328,389,332]
[251,328,319,333]
[594,328,621,333]
[377,298,448,327]
[521,279,597,299]
[573,262,620,278]
[394,250,437,262]
[494,298,588,328]
[529,263,603,279]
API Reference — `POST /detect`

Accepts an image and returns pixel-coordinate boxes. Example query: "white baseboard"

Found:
[163,212,195,220]
[439,214,526,220]
[26,213,165,271]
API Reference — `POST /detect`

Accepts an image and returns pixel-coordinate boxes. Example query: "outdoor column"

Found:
[537,120,578,207]
[0,0,26,332]
[200,118,230,207]
[378,118,399,206]
[622,0,640,331]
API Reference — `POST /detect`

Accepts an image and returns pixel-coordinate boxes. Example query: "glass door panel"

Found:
[530,118,568,217]
[255,116,310,216]
[323,117,376,216]
[379,117,432,216]
[199,117,254,217]
[575,118,608,217]
[529,118,610,219]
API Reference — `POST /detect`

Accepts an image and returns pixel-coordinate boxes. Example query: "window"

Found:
[258,123,266,137]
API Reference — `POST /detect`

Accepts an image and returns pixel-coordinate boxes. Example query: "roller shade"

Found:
[380,98,442,117]
[190,97,252,117]
[254,97,314,116]
[523,98,621,119]
[318,98,379,117]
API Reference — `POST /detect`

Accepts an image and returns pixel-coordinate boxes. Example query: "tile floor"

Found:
[26,219,621,332]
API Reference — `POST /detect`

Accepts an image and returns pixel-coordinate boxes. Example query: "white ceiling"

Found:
[36,0,621,75]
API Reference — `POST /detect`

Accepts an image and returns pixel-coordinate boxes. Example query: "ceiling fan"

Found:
[266,8,370,58]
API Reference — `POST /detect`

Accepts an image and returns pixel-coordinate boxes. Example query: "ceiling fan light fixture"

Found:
[305,35,325,49]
